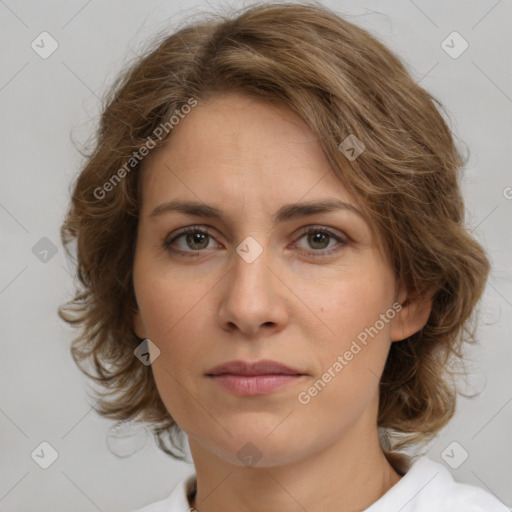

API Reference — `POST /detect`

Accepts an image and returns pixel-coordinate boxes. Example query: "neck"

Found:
[187,424,402,512]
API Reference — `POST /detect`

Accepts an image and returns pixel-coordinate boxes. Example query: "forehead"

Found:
[139,92,363,217]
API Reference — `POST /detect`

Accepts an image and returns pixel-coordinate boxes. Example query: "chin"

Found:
[193,418,318,469]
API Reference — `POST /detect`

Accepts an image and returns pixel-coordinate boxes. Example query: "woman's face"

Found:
[132,92,428,467]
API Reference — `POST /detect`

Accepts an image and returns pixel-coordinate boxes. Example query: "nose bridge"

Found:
[217,232,286,335]
[231,234,272,298]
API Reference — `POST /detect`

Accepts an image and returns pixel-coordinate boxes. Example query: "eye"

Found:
[163,225,348,258]
[293,226,347,258]
[163,226,219,255]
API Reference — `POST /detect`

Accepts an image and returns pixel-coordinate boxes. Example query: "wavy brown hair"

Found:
[59,1,490,460]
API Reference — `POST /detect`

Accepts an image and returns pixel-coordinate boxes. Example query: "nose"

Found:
[216,241,289,339]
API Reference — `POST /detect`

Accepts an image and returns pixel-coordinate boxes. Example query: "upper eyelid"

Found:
[169,223,345,237]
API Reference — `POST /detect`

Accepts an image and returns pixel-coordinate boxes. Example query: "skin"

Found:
[132,92,432,512]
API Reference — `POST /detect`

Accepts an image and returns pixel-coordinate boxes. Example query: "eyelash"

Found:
[163,225,348,259]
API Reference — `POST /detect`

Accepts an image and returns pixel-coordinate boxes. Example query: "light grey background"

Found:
[1,0,511,511]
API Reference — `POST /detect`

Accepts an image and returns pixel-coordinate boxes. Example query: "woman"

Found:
[59,2,508,511]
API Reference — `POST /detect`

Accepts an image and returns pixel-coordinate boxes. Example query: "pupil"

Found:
[188,233,208,249]
[311,232,327,249]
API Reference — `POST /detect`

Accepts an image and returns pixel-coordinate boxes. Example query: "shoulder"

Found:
[131,473,196,512]
[367,453,509,512]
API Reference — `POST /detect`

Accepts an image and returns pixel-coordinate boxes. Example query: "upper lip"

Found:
[206,359,304,376]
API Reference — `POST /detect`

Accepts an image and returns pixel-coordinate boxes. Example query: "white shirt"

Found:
[132,454,509,512]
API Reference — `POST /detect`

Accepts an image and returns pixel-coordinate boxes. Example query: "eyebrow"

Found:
[148,198,367,224]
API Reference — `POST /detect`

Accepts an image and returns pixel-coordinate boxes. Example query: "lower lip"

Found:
[208,374,304,396]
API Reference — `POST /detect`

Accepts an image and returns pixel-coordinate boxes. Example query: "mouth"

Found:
[206,359,307,396]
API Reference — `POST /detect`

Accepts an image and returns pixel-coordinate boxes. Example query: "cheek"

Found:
[134,255,205,344]
[310,260,396,390]
[142,288,205,365]
[321,268,395,341]
[145,296,208,428]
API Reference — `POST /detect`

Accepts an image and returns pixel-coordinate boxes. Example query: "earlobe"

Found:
[391,292,433,342]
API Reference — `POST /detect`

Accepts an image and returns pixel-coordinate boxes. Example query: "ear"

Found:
[132,308,148,340]
[391,287,433,342]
